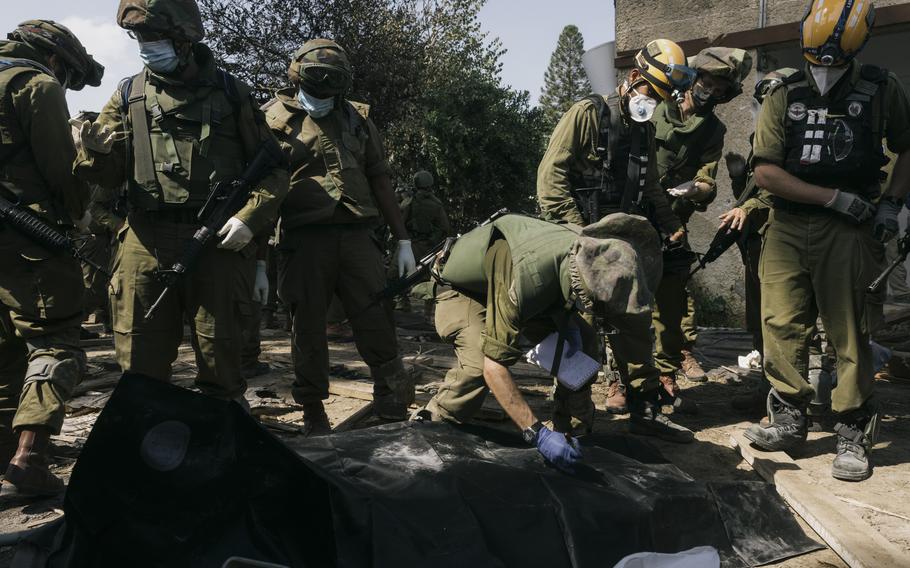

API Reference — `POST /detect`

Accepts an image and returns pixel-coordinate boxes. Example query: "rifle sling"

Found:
[128,70,158,189]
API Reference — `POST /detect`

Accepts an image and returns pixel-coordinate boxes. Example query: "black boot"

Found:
[744,389,808,451]
[301,402,332,437]
[832,410,877,482]
[629,397,694,444]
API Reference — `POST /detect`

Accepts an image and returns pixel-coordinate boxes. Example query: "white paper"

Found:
[525,332,601,391]
[613,546,720,568]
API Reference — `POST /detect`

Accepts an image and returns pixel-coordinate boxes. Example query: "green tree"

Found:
[199,0,547,229]
[539,25,591,131]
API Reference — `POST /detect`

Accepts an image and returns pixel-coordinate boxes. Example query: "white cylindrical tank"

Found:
[583,41,616,95]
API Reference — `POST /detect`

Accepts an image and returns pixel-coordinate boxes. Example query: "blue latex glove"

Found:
[535,426,583,473]
[564,322,583,357]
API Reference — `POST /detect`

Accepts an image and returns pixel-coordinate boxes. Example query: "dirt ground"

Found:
[0,306,908,567]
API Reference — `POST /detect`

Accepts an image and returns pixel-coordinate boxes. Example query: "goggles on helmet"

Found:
[639,49,697,95]
[299,64,350,95]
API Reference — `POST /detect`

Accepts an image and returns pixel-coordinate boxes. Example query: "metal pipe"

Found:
[758,0,768,28]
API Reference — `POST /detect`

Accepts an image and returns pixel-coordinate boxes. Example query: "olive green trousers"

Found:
[0,231,85,435]
[760,208,884,413]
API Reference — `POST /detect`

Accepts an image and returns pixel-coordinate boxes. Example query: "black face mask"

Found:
[691,83,717,113]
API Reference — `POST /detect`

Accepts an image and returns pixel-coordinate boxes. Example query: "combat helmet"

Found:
[117,0,205,43]
[691,47,753,103]
[634,39,694,100]
[289,39,353,98]
[801,0,874,66]
[413,171,434,190]
[7,20,103,91]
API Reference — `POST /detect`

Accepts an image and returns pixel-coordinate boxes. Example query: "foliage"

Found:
[539,25,591,132]
[199,0,548,229]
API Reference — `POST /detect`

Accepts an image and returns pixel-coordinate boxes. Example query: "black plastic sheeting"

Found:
[18,374,822,567]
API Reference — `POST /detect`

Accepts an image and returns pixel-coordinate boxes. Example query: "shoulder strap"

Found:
[127,70,158,188]
[584,94,611,162]
[0,57,54,78]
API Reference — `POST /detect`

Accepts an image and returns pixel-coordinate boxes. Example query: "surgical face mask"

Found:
[139,39,179,74]
[810,64,849,96]
[627,93,658,123]
[297,88,335,118]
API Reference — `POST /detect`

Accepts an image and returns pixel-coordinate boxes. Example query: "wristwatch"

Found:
[522,421,544,445]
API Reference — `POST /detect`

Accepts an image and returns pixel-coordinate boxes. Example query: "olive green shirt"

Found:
[536,93,681,234]
[0,41,88,223]
[73,44,288,235]
[652,99,725,221]
[402,189,452,247]
[753,61,910,172]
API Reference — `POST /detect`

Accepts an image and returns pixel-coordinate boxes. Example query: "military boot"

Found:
[301,402,332,437]
[831,410,878,482]
[2,428,64,497]
[373,363,415,421]
[629,398,694,444]
[680,349,707,382]
[659,375,698,414]
[744,389,808,451]
[605,379,627,414]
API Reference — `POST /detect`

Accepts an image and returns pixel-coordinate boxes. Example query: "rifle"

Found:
[868,225,910,294]
[0,184,110,277]
[686,225,742,281]
[350,208,510,320]
[144,141,282,320]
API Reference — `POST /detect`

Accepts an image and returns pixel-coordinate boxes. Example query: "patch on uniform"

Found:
[848,101,863,118]
[788,102,807,121]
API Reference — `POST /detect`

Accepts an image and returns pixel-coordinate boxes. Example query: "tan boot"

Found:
[680,349,707,382]
[659,374,698,414]
[2,428,64,497]
[605,380,628,414]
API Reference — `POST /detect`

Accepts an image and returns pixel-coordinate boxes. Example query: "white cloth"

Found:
[252,260,268,305]
[397,239,417,277]
[613,546,720,568]
[216,217,253,251]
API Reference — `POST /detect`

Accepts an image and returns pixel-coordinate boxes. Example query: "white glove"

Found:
[252,260,269,306]
[68,118,127,155]
[74,209,92,233]
[397,239,417,277]
[667,180,699,198]
[217,216,253,251]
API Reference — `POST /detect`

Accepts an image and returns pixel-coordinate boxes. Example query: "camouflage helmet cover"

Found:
[691,47,753,102]
[289,38,353,98]
[8,20,104,91]
[117,0,205,43]
[413,170,434,189]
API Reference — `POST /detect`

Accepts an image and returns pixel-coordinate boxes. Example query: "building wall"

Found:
[614,0,910,326]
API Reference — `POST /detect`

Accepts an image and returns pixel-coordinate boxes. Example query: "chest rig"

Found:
[119,68,245,211]
[783,65,888,192]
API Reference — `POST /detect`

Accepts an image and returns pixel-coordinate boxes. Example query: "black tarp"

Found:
[18,374,821,567]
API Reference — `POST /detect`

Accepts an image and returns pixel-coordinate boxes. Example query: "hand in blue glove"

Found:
[535,426,583,473]
[564,322,583,358]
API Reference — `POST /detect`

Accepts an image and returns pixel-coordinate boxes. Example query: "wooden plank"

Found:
[730,428,907,568]
[333,403,374,433]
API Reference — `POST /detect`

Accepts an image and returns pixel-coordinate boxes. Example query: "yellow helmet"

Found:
[801,0,875,66]
[634,39,694,100]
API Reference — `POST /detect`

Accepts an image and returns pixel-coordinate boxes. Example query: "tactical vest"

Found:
[405,190,444,243]
[440,215,578,320]
[782,65,888,192]
[265,94,376,226]
[118,68,247,211]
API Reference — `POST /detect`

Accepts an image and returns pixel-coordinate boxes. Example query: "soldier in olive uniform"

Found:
[264,39,416,435]
[0,20,102,496]
[745,0,910,481]
[419,213,693,451]
[649,47,752,407]
[73,0,288,405]
[392,170,452,313]
[536,39,693,436]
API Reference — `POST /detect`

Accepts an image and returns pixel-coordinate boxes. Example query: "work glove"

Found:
[68,118,127,155]
[397,239,417,277]
[252,260,269,306]
[534,426,583,474]
[667,180,699,198]
[824,189,875,225]
[74,209,93,233]
[873,197,902,243]
[217,216,253,251]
